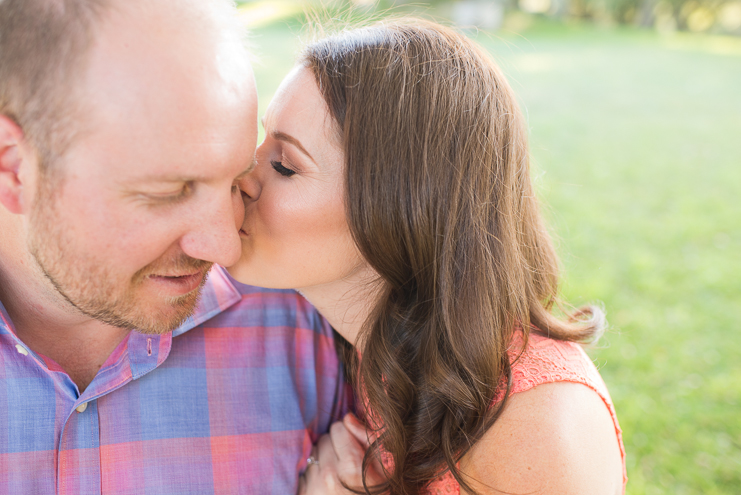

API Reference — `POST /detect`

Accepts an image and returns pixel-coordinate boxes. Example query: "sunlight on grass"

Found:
[660,31,741,56]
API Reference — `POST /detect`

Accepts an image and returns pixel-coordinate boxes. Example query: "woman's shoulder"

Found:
[506,330,612,398]
[459,331,626,494]
[418,331,627,495]
[457,379,625,495]
[424,331,626,495]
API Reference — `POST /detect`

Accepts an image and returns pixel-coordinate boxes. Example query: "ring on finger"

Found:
[306,455,320,468]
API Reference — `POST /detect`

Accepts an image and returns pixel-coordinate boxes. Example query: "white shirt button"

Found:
[15,344,28,356]
[76,402,88,413]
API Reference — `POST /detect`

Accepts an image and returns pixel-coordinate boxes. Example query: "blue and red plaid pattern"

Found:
[0,266,349,494]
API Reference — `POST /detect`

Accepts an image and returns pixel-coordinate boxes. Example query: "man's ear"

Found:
[0,115,27,214]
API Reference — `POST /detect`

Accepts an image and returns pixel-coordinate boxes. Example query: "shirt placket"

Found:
[58,399,102,495]
[55,332,169,495]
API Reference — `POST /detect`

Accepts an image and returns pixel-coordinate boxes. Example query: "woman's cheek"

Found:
[259,185,314,254]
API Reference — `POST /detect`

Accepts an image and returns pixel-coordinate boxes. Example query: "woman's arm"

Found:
[459,382,624,495]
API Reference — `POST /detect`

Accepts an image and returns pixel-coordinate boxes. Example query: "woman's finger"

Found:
[340,414,387,485]
[300,444,320,494]
[329,421,367,488]
[342,413,377,448]
[303,434,344,494]
[330,421,366,461]
[316,433,339,469]
[304,444,319,473]
[297,474,306,495]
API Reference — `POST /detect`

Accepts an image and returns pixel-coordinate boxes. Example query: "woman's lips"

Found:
[147,270,206,296]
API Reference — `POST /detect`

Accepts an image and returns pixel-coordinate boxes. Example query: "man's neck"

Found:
[0,248,130,393]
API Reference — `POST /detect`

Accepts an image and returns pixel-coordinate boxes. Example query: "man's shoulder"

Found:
[196,266,331,337]
[229,280,296,297]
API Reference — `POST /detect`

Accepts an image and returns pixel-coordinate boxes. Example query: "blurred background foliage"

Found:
[236,1,741,494]
[237,0,741,34]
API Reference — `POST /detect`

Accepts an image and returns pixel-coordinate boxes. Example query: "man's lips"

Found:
[146,269,207,296]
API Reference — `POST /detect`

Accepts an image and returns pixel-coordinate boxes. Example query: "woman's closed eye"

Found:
[271,160,296,177]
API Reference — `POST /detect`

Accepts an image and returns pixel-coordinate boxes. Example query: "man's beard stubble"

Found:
[27,180,212,335]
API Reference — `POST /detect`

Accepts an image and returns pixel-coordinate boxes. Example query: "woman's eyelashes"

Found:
[271,160,296,177]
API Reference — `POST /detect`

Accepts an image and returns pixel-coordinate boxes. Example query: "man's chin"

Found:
[103,269,211,334]
[75,287,203,336]
[125,291,203,335]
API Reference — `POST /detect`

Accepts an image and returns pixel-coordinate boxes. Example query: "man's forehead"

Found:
[81,0,254,106]
[80,17,254,131]
[55,0,258,187]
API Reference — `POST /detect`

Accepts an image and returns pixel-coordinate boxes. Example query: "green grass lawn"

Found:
[247,14,741,494]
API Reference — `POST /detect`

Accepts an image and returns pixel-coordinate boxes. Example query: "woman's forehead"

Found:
[263,67,341,161]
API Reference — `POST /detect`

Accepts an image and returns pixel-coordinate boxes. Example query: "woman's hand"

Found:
[298,413,385,494]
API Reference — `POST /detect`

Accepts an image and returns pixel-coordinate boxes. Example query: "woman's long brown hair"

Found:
[301,19,604,495]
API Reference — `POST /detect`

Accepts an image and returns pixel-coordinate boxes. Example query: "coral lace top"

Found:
[417,331,627,494]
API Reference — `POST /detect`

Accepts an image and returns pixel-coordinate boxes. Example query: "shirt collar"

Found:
[171,265,242,337]
[0,299,14,336]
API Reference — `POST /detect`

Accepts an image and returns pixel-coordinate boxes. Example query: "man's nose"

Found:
[179,188,242,267]
[238,173,261,201]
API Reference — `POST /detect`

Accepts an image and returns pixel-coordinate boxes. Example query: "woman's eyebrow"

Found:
[271,130,316,163]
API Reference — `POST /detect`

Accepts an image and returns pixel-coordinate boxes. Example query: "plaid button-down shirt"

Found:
[0,266,349,494]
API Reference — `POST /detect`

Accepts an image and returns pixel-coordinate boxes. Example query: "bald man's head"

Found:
[0,0,257,335]
[0,0,246,172]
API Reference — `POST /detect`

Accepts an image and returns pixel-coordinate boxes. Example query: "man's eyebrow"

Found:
[122,158,257,185]
[271,130,315,163]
